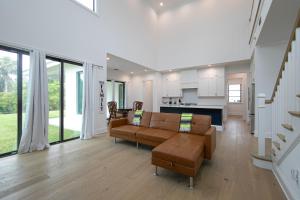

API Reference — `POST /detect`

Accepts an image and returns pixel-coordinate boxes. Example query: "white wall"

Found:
[254,42,287,137]
[156,0,252,70]
[101,0,158,68]
[127,72,162,112]
[0,0,158,133]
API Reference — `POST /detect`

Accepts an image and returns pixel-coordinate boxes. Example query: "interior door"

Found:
[143,80,153,111]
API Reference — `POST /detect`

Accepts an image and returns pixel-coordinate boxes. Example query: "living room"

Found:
[0,0,299,199]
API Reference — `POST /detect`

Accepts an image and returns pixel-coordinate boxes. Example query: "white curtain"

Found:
[80,62,95,140]
[18,50,49,153]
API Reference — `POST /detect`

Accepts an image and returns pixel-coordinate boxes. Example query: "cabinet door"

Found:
[168,81,182,97]
[198,78,210,96]
[216,76,225,96]
[162,76,169,97]
[208,78,217,96]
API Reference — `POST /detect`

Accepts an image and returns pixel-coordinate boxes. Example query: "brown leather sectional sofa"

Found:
[108,111,216,188]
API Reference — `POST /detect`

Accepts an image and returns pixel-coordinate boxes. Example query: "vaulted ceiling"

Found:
[149,0,198,13]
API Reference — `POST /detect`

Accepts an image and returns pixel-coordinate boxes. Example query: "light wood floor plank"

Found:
[0,117,286,200]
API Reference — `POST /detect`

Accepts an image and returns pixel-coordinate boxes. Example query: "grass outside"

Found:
[0,110,80,155]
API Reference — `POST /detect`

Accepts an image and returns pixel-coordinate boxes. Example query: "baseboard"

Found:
[213,125,223,132]
[273,165,294,200]
[252,157,272,170]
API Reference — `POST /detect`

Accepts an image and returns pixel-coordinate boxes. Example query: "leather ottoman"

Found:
[152,134,205,188]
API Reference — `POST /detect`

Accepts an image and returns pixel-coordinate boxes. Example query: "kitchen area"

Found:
[160,67,226,131]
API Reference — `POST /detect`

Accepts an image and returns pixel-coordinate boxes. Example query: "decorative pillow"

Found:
[179,113,193,133]
[132,110,143,126]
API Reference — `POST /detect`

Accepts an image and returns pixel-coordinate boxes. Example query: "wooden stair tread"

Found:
[282,123,294,131]
[251,152,272,162]
[277,133,287,142]
[273,141,281,150]
[288,111,300,117]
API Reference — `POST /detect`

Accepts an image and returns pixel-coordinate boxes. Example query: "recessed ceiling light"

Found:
[130,72,134,74]
[160,2,164,7]
[106,57,110,61]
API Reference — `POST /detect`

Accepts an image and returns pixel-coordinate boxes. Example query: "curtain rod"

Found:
[0,40,95,66]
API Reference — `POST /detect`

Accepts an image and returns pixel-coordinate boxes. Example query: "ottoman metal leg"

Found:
[136,142,139,149]
[114,137,117,143]
[153,166,159,176]
[189,177,194,189]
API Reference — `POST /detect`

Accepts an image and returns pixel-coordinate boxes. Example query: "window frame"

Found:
[46,56,83,145]
[107,80,126,109]
[228,83,242,104]
[71,0,97,14]
[76,71,83,115]
[0,45,29,158]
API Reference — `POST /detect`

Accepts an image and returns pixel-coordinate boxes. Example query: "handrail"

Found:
[249,0,262,44]
[266,9,300,103]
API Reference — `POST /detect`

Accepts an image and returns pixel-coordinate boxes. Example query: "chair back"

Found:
[108,101,117,119]
[132,101,143,111]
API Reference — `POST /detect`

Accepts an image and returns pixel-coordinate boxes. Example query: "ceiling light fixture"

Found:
[208,64,213,67]
[106,57,110,61]
[160,2,164,7]
[130,72,134,74]
[168,69,172,72]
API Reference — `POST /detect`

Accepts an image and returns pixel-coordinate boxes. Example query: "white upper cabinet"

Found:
[162,72,182,97]
[180,69,198,88]
[198,67,225,97]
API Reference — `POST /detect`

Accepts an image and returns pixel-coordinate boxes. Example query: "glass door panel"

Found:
[47,59,61,143]
[0,50,18,154]
[114,82,124,109]
[63,63,82,140]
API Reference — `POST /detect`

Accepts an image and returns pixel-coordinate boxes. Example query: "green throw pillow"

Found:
[179,113,193,133]
[133,110,143,126]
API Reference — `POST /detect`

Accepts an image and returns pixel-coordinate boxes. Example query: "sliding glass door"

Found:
[46,57,83,144]
[0,46,83,157]
[107,80,125,109]
[0,46,29,156]
[47,59,61,143]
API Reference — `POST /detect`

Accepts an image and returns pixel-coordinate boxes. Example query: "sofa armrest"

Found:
[108,118,128,134]
[203,126,216,160]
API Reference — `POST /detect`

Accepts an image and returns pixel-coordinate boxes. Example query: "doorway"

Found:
[143,80,153,112]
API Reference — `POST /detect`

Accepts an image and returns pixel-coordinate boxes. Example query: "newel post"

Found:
[257,93,266,156]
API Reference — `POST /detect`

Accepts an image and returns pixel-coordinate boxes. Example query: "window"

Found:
[75,0,95,11]
[0,46,29,157]
[106,80,125,117]
[228,84,241,103]
[46,56,83,144]
[76,71,83,114]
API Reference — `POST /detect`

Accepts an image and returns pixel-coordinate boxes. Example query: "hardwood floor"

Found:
[0,117,286,200]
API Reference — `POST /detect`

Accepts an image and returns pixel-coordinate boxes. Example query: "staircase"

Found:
[267,12,300,166]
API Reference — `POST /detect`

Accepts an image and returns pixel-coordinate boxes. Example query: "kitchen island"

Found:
[160,105,223,131]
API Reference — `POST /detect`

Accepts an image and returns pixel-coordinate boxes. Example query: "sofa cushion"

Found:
[152,134,204,168]
[111,125,142,137]
[191,115,212,135]
[150,112,180,132]
[127,111,152,127]
[136,128,178,143]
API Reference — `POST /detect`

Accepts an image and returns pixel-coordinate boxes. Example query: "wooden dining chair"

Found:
[132,101,143,111]
[107,101,122,124]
